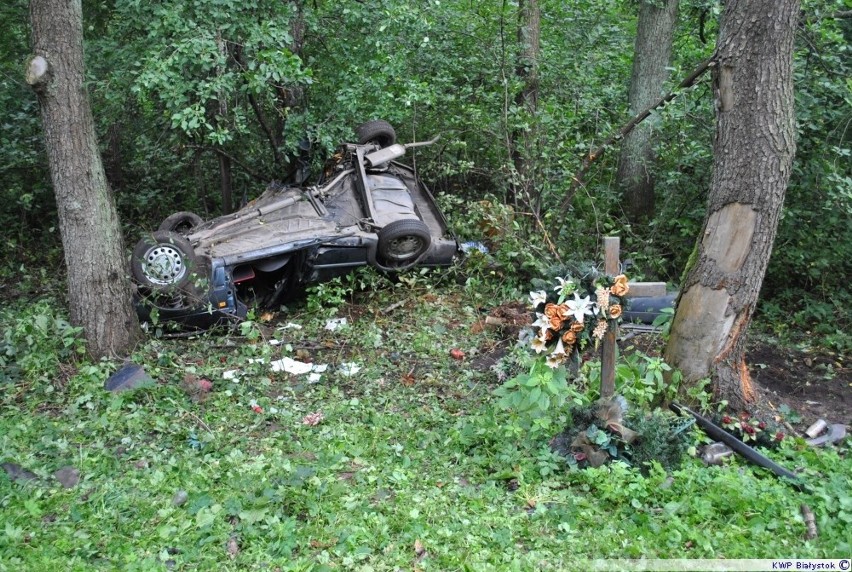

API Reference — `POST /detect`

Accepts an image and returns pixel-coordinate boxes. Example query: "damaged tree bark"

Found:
[28,0,139,358]
[664,0,799,410]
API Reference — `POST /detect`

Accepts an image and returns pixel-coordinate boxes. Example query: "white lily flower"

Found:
[550,338,566,357]
[530,332,548,354]
[529,290,548,308]
[531,312,550,330]
[553,277,576,298]
[565,293,594,323]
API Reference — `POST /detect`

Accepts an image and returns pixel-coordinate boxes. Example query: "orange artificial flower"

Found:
[544,303,559,318]
[561,330,577,346]
[609,304,623,319]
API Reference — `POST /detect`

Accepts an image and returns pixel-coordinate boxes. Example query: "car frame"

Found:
[130,121,459,328]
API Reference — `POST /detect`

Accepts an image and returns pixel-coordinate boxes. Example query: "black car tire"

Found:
[158,211,204,235]
[131,230,199,290]
[355,120,396,148]
[377,220,431,268]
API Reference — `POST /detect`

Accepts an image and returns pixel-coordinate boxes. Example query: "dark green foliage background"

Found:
[1,0,849,340]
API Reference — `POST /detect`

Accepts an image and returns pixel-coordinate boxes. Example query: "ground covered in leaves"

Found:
[1,280,850,570]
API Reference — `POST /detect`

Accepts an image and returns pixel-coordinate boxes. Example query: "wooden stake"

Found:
[601,237,619,399]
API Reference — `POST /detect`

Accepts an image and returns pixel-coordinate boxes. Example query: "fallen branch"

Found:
[559,55,716,213]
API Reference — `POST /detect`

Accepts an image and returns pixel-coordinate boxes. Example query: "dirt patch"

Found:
[749,341,850,429]
[622,329,850,430]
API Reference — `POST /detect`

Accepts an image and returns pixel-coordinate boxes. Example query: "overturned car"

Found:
[130,121,459,328]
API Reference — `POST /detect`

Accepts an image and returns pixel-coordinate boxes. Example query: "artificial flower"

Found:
[544,303,560,318]
[595,286,610,312]
[565,293,594,323]
[561,330,577,346]
[531,333,548,354]
[557,303,572,320]
[592,319,608,340]
[608,304,623,319]
[553,277,576,298]
[549,315,563,330]
[531,312,550,330]
[570,321,585,333]
[611,275,630,297]
[546,339,567,369]
[529,290,547,308]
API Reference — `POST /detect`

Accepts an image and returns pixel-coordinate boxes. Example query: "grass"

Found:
[1,279,850,570]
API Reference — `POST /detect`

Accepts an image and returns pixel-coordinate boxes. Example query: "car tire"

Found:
[355,120,396,148]
[131,230,199,290]
[157,211,204,235]
[377,220,431,268]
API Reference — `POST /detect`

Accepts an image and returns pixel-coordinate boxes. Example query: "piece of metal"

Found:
[701,442,734,465]
[804,419,828,438]
[670,402,805,490]
[805,424,847,447]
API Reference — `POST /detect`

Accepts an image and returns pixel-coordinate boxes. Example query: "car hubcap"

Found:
[143,245,187,285]
[387,236,423,261]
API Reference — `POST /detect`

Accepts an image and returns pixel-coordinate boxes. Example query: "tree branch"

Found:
[189,145,269,183]
[559,55,717,213]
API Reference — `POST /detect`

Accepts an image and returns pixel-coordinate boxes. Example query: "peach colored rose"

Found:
[608,304,623,319]
[610,282,629,297]
[561,330,577,346]
[544,329,556,342]
[610,275,630,297]
[557,303,572,320]
[570,321,585,333]
[544,303,559,318]
[549,315,563,330]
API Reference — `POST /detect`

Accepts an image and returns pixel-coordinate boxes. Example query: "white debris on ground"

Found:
[324,317,348,331]
[338,362,361,376]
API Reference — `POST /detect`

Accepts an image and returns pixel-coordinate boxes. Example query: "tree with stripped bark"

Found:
[664,0,800,410]
[27,0,139,358]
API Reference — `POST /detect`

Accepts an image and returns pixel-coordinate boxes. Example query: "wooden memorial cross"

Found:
[600,236,667,399]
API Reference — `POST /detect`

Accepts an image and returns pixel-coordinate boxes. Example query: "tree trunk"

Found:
[27,0,139,358]
[617,0,679,223]
[664,0,799,411]
[510,0,540,206]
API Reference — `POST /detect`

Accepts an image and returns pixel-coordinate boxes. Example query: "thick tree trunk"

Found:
[664,0,799,410]
[510,0,540,205]
[617,0,679,222]
[27,0,139,358]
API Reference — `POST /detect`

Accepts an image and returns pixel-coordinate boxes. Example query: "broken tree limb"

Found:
[559,55,716,213]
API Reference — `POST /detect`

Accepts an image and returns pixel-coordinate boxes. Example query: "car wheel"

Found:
[377,220,431,268]
[131,230,199,290]
[355,120,396,148]
[157,211,204,235]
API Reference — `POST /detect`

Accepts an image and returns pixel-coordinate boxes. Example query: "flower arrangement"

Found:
[717,411,785,446]
[525,272,630,369]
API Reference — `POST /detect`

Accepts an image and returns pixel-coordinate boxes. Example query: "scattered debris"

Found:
[324,317,348,331]
[381,300,407,314]
[804,419,828,439]
[1,462,39,484]
[801,503,818,540]
[805,423,847,447]
[222,370,240,382]
[449,348,465,361]
[172,490,189,506]
[181,374,213,402]
[226,535,240,559]
[414,538,427,560]
[301,412,324,426]
[671,403,804,490]
[701,442,734,466]
[270,357,313,375]
[338,362,361,376]
[53,466,80,489]
[104,363,155,393]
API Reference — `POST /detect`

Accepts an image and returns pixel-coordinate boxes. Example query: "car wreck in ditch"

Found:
[130,121,459,328]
